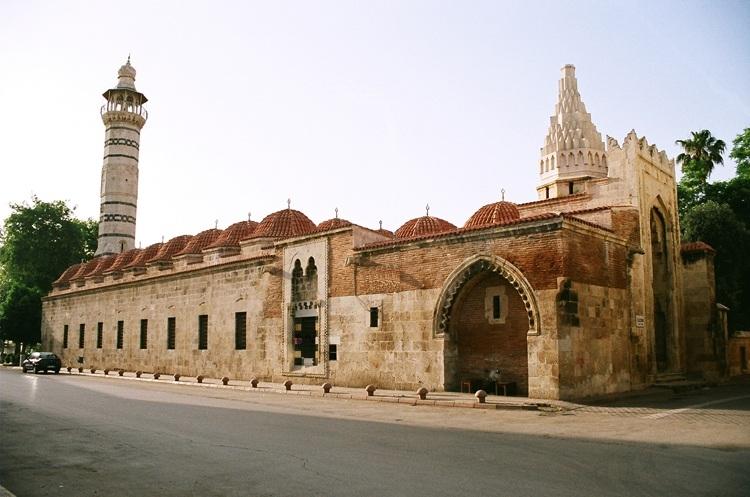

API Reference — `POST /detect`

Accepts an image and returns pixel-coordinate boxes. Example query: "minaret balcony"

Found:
[101,105,148,127]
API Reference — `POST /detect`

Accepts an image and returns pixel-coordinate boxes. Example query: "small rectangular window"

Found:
[369,307,379,328]
[140,319,148,349]
[116,320,124,349]
[329,344,337,361]
[167,317,176,350]
[63,325,69,348]
[78,324,85,348]
[97,322,103,349]
[198,314,208,350]
[492,295,501,320]
[235,312,247,350]
[568,182,574,195]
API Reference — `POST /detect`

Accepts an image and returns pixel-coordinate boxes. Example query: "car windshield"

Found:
[40,353,55,358]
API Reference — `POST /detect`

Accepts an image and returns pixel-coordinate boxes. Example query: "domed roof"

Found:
[247,209,316,239]
[70,258,101,281]
[124,243,163,269]
[394,216,457,239]
[84,255,116,277]
[175,229,223,256]
[317,217,352,232]
[374,221,394,238]
[204,220,258,250]
[53,263,83,285]
[117,57,137,90]
[105,248,141,273]
[147,235,192,263]
[464,201,520,229]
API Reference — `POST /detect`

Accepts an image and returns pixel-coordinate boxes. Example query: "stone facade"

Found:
[41,62,721,400]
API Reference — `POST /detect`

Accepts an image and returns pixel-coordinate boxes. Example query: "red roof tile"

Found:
[124,243,163,269]
[53,263,83,285]
[316,217,352,232]
[105,248,142,273]
[464,201,520,229]
[84,255,116,277]
[147,235,192,263]
[175,229,222,256]
[681,241,715,254]
[246,209,316,239]
[395,216,457,239]
[204,221,258,250]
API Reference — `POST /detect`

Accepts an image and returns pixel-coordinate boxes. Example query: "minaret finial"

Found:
[248,211,251,222]
[335,207,339,219]
[501,188,505,201]
[214,219,218,229]
[287,198,291,210]
[379,220,383,230]
[426,204,430,216]
[127,53,131,64]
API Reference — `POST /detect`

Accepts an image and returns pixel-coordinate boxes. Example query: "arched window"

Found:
[587,151,593,166]
[291,259,303,301]
[577,151,584,166]
[551,155,556,170]
[539,160,544,174]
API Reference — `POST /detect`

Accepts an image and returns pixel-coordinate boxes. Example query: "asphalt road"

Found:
[1,368,748,497]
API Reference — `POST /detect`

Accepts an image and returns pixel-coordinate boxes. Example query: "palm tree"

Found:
[675,130,726,184]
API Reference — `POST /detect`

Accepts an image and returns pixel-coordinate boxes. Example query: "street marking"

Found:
[643,395,750,419]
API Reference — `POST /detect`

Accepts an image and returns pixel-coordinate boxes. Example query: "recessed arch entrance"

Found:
[650,204,673,373]
[435,255,540,395]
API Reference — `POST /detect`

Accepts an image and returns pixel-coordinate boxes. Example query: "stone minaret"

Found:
[537,64,607,199]
[95,58,148,256]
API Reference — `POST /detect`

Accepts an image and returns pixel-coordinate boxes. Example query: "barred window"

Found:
[116,320,124,349]
[140,319,148,349]
[97,322,103,349]
[235,312,247,350]
[198,315,208,350]
[63,325,69,348]
[78,324,85,348]
[167,317,176,350]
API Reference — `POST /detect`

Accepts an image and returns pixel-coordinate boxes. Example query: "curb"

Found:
[58,369,554,411]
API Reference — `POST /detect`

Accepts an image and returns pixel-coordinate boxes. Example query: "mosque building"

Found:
[41,60,724,400]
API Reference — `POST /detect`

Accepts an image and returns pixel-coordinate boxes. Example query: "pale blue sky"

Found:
[1,1,748,246]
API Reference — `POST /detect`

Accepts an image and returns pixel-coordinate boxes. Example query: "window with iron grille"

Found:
[97,322,103,349]
[198,315,208,350]
[140,319,148,349]
[78,324,85,348]
[63,325,69,348]
[235,312,247,350]
[369,307,379,328]
[167,317,176,350]
[116,320,124,349]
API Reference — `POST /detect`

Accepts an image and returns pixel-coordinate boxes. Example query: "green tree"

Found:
[676,129,726,184]
[0,197,97,348]
[682,200,750,330]
[730,127,750,179]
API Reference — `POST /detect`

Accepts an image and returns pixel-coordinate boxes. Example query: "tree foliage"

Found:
[0,197,97,345]
[675,129,726,185]
[730,127,750,179]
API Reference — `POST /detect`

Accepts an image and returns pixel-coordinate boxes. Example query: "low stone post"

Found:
[250,378,259,388]
[365,384,377,397]
[153,372,160,380]
[322,382,332,394]
[417,387,429,400]
[135,370,142,378]
[118,369,125,376]
[283,380,293,391]
[197,375,204,383]
[173,374,180,382]
[78,367,84,373]
[90,367,96,374]
[475,390,487,404]
[221,376,230,385]
[67,366,72,373]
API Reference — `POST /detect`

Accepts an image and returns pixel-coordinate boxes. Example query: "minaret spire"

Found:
[536,64,607,199]
[95,59,148,256]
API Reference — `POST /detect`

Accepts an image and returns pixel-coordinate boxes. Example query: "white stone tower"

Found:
[537,64,607,199]
[95,58,148,256]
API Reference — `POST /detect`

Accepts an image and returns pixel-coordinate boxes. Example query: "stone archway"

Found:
[434,255,540,394]
[650,205,673,373]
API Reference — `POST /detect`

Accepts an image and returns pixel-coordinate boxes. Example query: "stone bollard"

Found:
[322,382,332,394]
[365,384,377,397]
[417,387,429,400]
[103,369,110,376]
[135,370,142,378]
[283,380,293,391]
[250,378,259,388]
[78,367,84,373]
[173,374,180,382]
[221,376,230,385]
[118,369,125,376]
[67,366,72,373]
[197,375,204,383]
[153,372,160,380]
[90,368,97,374]
[475,390,487,404]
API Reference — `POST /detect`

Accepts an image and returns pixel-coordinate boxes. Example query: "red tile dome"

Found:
[464,201,520,229]
[317,217,352,232]
[204,221,258,250]
[69,258,101,281]
[53,263,83,285]
[105,248,141,273]
[175,229,223,256]
[84,255,116,277]
[394,216,457,239]
[247,209,316,239]
[124,243,163,269]
[147,235,192,263]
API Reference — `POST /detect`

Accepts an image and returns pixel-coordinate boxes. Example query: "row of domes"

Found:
[54,200,521,285]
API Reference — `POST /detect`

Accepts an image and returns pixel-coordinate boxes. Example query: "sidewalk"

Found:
[51,367,573,411]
